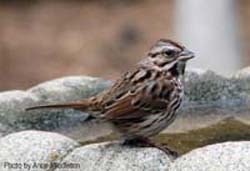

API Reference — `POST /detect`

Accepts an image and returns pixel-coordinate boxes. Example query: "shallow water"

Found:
[156,117,250,154]
[166,101,250,133]
[80,117,250,155]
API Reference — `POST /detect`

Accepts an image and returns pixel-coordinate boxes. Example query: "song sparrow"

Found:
[27,39,194,157]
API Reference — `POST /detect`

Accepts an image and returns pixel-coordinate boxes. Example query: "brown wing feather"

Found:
[103,69,174,120]
[104,95,143,120]
[26,67,175,122]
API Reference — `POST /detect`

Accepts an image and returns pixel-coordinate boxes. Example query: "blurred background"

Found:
[0,0,249,91]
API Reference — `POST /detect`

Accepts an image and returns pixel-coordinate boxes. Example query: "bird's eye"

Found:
[163,49,176,57]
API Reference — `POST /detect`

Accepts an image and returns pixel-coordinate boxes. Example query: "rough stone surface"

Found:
[1,67,250,137]
[0,76,111,137]
[184,69,228,102]
[0,91,39,132]
[55,142,172,171]
[234,66,250,78]
[170,141,250,171]
[184,68,250,104]
[233,67,250,99]
[165,68,250,133]
[1,130,250,171]
[0,68,249,170]
[164,68,250,133]
[0,130,79,171]
[0,123,11,138]
[28,76,111,102]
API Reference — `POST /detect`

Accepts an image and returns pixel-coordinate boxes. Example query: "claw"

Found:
[122,137,179,159]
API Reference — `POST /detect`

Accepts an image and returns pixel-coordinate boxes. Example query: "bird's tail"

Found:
[25,100,89,112]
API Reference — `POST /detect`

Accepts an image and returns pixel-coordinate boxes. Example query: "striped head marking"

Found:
[147,39,195,74]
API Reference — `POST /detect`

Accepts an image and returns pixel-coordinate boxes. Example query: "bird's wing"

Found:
[102,69,174,120]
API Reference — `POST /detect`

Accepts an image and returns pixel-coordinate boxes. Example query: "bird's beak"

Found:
[178,49,195,61]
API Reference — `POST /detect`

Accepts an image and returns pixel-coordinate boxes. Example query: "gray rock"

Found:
[0,123,11,138]
[184,69,228,102]
[0,130,79,171]
[0,68,250,171]
[184,68,248,104]
[0,77,111,137]
[55,142,172,171]
[28,76,111,102]
[2,131,250,171]
[1,68,250,139]
[234,66,250,79]
[0,90,39,133]
[170,141,250,171]
[25,76,112,140]
[233,67,250,99]
[167,68,250,133]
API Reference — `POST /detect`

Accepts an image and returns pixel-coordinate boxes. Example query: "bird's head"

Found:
[147,39,195,76]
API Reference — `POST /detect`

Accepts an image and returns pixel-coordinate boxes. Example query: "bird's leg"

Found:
[122,137,179,158]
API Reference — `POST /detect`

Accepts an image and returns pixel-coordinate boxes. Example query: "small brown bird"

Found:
[27,39,194,157]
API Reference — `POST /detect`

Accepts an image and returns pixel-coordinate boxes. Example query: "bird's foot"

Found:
[122,137,179,159]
